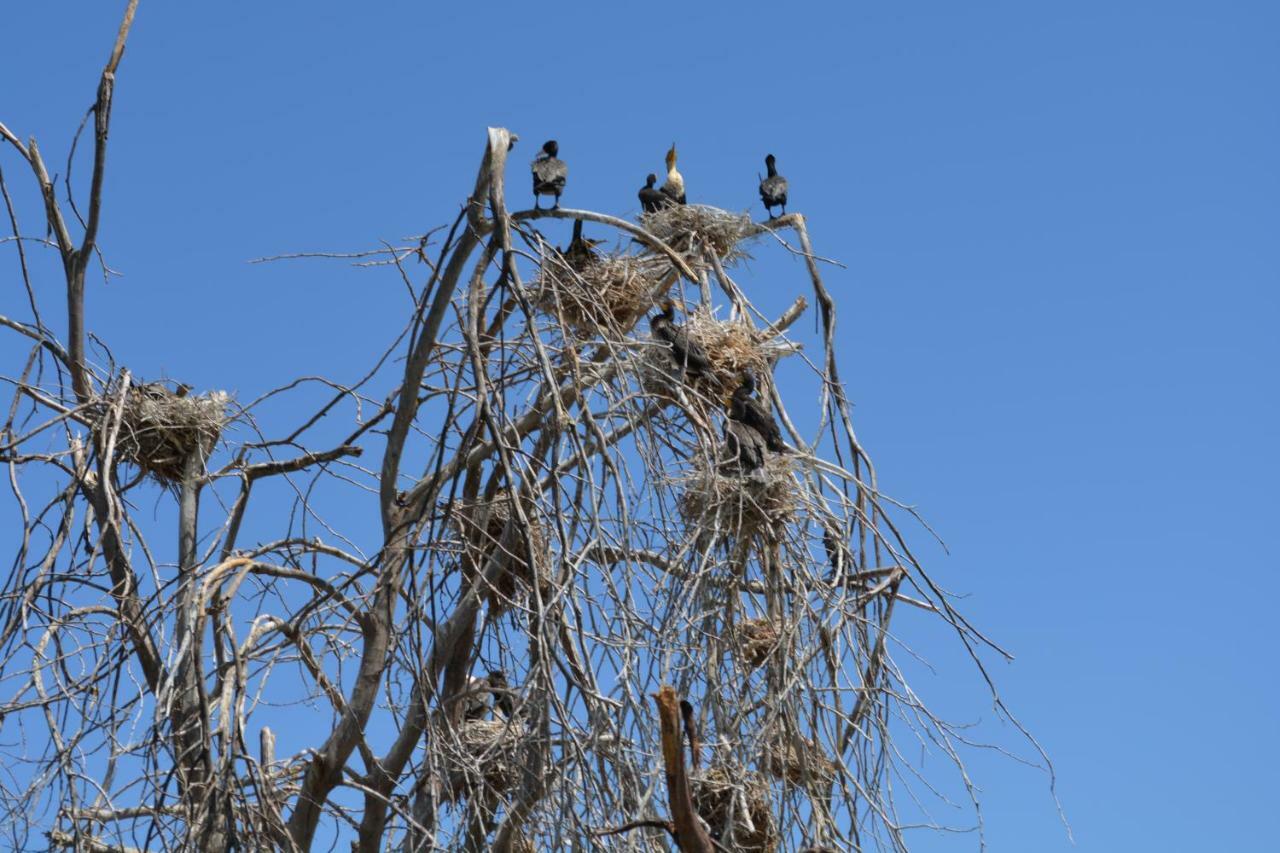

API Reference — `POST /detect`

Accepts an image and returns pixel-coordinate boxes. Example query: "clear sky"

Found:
[1,1,1277,850]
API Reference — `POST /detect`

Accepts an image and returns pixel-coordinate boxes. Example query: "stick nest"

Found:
[450,496,552,615]
[641,204,758,267]
[534,250,671,337]
[438,719,524,803]
[759,731,837,788]
[640,309,773,408]
[693,765,778,853]
[679,454,797,541]
[735,618,783,670]
[98,382,230,484]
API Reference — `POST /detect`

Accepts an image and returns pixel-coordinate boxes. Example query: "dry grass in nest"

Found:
[451,497,552,615]
[438,719,523,803]
[735,618,782,671]
[641,204,757,267]
[693,765,778,853]
[679,454,797,542]
[759,732,837,788]
[639,309,772,409]
[534,250,672,337]
[99,382,229,484]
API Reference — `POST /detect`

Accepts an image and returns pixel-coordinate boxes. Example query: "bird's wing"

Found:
[531,157,567,182]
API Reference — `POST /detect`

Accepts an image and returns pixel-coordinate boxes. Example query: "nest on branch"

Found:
[640,310,773,409]
[534,249,672,337]
[437,718,524,803]
[641,204,758,268]
[97,381,229,484]
[759,730,837,788]
[450,496,552,615]
[679,454,797,543]
[693,765,778,853]
[734,618,783,671]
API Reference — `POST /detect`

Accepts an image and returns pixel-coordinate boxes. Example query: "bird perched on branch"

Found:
[759,153,788,219]
[649,299,710,379]
[561,219,603,271]
[729,370,787,454]
[638,173,671,213]
[486,669,515,719]
[723,417,768,473]
[660,144,686,205]
[531,139,567,209]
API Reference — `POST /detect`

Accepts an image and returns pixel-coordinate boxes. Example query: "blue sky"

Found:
[2,1,1277,850]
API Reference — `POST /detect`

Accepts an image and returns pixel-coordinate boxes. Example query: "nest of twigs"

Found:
[693,765,778,853]
[640,309,773,408]
[641,204,758,267]
[735,618,782,670]
[439,719,524,803]
[679,454,797,542]
[100,382,229,484]
[534,250,672,337]
[760,731,837,788]
[451,496,552,614]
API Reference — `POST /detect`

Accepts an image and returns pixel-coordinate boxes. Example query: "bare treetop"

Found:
[0,6,1058,852]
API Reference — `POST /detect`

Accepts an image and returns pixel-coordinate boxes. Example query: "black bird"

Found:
[758,153,788,218]
[531,139,567,209]
[822,523,850,575]
[723,418,768,473]
[562,219,603,271]
[648,299,711,379]
[638,173,670,213]
[660,144,687,205]
[487,669,514,719]
[728,371,787,454]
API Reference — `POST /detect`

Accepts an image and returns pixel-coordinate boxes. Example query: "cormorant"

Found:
[823,524,850,575]
[660,144,686,205]
[728,371,787,454]
[562,219,603,271]
[648,299,711,378]
[759,153,788,219]
[531,139,567,209]
[638,173,670,213]
[679,699,701,771]
[487,669,514,719]
[723,418,768,473]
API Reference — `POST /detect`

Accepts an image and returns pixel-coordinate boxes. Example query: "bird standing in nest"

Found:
[561,219,603,271]
[486,669,515,719]
[531,139,567,209]
[638,173,670,213]
[462,674,492,721]
[660,144,687,205]
[728,370,787,454]
[723,417,768,473]
[759,153,788,219]
[649,299,710,379]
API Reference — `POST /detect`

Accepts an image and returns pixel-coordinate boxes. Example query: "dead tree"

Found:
[0,4,1057,851]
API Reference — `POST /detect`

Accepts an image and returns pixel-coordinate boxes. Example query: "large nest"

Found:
[100,382,229,484]
[735,618,783,671]
[534,250,672,337]
[641,204,758,268]
[640,309,773,409]
[679,454,798,542]
[693,765,778,853]
[437,718,524,803]
[759,730,837,788]
[450,496,552,615]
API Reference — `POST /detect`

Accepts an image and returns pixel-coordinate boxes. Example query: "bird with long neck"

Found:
[660,144,686,205]
[759,152,788,218]
[562,218,602,271]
